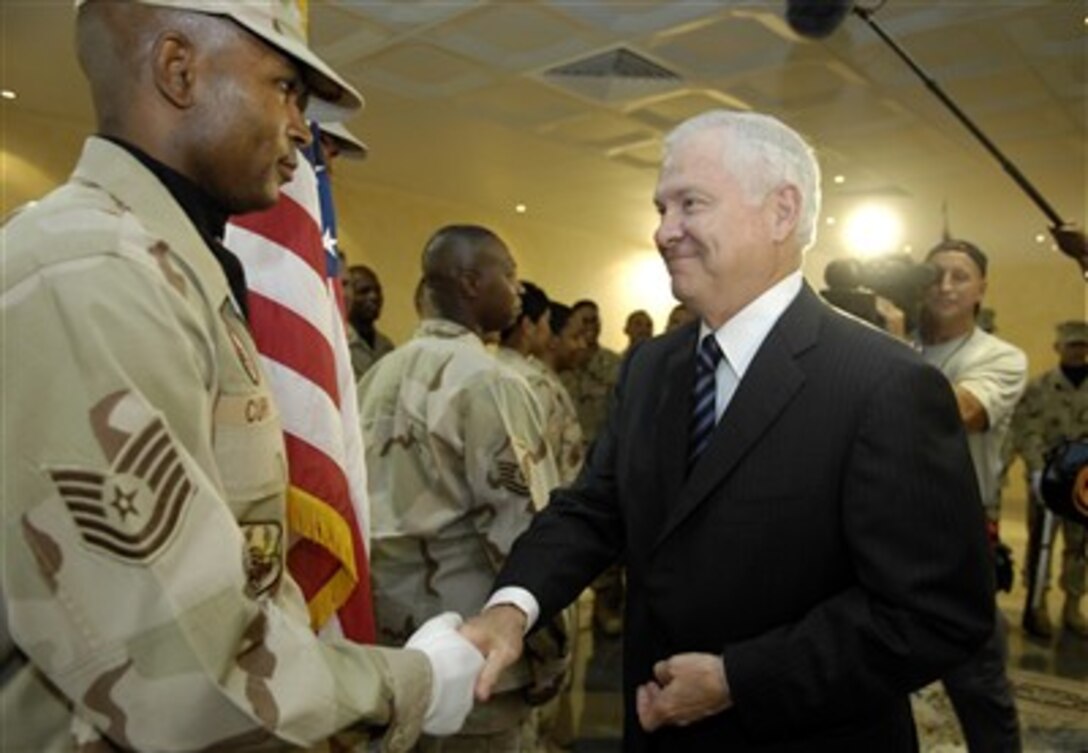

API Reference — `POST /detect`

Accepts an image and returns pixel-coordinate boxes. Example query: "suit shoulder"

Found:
[821,305,919,359]
[807,304,941,393]
[620,324,690,373]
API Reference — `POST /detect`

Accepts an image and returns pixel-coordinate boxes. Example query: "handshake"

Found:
[406,605,529,736]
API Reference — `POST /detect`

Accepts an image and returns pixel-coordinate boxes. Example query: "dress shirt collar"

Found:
[698,270,803,380]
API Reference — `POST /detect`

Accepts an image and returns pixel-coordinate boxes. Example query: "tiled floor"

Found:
[998,479,1088,682]
[560,477,1088,752]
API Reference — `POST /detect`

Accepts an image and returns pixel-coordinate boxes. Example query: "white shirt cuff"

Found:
[484,586,539,634]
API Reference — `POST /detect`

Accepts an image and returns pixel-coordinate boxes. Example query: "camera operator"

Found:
[821,253,936,335]
[916,239,1027,753]
[1008,321,1088,639]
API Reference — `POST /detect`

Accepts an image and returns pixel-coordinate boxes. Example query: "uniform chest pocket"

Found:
[213,392,286,504]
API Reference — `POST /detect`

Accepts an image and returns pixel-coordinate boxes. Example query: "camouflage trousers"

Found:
[1025,499,1087,598]
[416,690,530,752]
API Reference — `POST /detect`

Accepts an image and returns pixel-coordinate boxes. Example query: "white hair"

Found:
[663,110,822,252]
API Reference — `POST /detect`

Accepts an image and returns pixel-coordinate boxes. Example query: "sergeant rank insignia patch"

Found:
[50,390,192,563]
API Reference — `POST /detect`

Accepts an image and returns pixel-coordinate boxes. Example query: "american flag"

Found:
[224,123,376,643]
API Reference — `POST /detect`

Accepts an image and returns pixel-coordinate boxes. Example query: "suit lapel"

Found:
[653,286,823,551]
[653,326,698,504]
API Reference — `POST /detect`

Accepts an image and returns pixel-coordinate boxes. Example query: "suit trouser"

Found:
[942,607,1021,753]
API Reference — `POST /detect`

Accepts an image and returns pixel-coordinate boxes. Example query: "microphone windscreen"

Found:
[786,0,854,40]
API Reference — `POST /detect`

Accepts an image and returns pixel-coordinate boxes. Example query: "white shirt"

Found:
[487,271,805,630]
[699,271,804,422]
[919,326,1027,513]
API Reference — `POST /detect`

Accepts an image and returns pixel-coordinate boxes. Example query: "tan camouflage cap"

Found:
[75,0,363,121]
[1056,320,1088,346]
[319,121,369,160]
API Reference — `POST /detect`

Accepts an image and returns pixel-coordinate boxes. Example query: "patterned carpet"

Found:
[571,652,1088,752]
[912,669,1088,752]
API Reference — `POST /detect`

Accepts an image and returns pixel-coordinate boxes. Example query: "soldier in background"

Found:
[1009,320,1088,639]
[347,264,396,379]
[497,283,586,486]
[562,299,622,446]
[666,301,697,332]
[544,302,589,379]
[496,284,586,751]
[561,300,625,635]
[358,226,567,752]
[623,309,654,353]
[1,1,480,750]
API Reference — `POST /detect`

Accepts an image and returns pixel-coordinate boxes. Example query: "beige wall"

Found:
[331,175,669,351]
[5,106,1084,359]
[2,110,86,217]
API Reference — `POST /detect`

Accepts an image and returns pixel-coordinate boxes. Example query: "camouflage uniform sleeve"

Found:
[1008,376,1049,474]
[3,252,429,751]
[462,371,559,569]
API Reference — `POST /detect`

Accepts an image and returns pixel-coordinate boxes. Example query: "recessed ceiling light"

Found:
[1034,233,1046,243]
[1,89,16,100]
[515,203,527,214]
[842,203,903,258]
[833,175,845,184]
[825,216,837,225]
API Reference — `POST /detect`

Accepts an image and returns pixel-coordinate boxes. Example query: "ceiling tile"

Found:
[648,13,797,78]
[429,4,603,71]
[334,0,480,31]
[543,0,726,37]
[457,79,587,129]
[541,111,655,148]
[627,89,751,132]
[345,43,495,99]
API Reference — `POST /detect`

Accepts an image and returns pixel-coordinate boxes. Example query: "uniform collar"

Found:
[98,136,248,318]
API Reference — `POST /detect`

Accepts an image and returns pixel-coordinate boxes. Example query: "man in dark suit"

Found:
[461,110,994,752]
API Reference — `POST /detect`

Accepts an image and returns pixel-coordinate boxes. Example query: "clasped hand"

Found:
[636,653,732,731]
[406,606,528,736]
[456,606,732,734]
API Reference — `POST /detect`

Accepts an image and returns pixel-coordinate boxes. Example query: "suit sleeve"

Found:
[723,360,994,736]
[492,350,633,623]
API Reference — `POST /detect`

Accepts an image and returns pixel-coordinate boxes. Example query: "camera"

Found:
[821,254,938,333]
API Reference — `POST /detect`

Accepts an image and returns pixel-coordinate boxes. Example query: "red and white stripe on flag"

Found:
[225,154,376,643]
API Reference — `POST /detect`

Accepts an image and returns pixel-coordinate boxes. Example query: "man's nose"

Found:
[654,209,682,251]
[288,103,312,148]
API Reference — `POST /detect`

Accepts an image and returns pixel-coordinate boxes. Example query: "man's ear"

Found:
[458,269,480,300]
[768,183,802,244]
[151,32,198,108]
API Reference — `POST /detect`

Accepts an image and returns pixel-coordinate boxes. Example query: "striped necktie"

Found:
[688,333,724,472]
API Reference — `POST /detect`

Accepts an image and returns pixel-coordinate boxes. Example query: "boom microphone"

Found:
[786,0,854,39]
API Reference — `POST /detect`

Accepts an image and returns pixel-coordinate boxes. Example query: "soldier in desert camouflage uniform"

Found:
[1008,320,1088,638]
[497,282,586,487]
[358,226,568,752]
[347,264,396,380]
[0,2,480,750]
[560,299,625,636]
[561,300,622,447]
